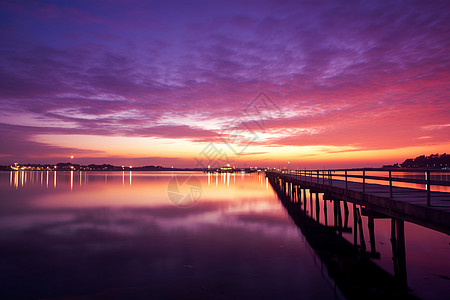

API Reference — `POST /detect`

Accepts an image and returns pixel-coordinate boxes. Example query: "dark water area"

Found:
[0,171,448,299]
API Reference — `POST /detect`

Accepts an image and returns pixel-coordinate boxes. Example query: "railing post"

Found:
[426,171,431,206]
[317,170,319,183]
[322,170,325,184]
[330,170,332,186]
[362,169,365,194]
[389,171,393,198]
[345,170,348,190]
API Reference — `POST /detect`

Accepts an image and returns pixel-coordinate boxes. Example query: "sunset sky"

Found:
[1,0,449,168]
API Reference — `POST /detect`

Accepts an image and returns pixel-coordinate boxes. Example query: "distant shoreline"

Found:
[0,168,204,172]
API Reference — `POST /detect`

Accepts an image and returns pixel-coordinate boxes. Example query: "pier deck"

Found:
[266,171,450,234]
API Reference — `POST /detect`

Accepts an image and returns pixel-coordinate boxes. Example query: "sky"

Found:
[0,0,449,168]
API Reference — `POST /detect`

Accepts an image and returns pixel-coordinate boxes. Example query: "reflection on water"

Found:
[9,170,136,190]
[0,171,449,299]
[0,171,341,299]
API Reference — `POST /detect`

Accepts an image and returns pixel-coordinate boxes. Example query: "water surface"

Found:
[0,171,448,299]
[1,171,340,299]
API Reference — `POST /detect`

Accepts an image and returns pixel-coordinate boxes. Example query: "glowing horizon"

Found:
[1,1,449,168]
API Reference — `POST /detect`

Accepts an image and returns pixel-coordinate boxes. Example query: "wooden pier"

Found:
[267,174,419,299]
[266,169,450,235]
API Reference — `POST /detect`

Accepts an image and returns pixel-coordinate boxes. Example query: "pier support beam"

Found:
[368,216,376,255]
[303,188,307,211]
[315,192,320,222]
[391,218,407,288]
[355,206,366,253]
[353,203,358,246]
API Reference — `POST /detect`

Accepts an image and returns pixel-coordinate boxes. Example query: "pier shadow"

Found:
[268,175,419,300]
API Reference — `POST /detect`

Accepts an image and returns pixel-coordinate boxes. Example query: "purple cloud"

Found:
[0,0,449,165]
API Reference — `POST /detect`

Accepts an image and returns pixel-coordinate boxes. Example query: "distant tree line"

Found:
[400,153,449,169]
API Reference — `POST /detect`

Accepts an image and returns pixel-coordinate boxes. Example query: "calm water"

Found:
[0,171,449,299]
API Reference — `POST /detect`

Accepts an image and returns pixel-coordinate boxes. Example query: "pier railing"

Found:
[270,168,450,206]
